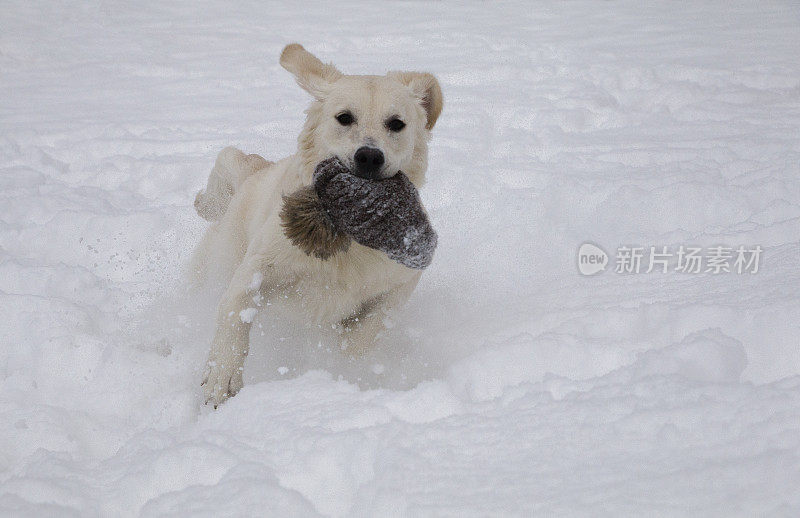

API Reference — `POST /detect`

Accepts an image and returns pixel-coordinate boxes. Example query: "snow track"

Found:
[2,1,800,515]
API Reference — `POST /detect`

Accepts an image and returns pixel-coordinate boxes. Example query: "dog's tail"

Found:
[194,146,272,221]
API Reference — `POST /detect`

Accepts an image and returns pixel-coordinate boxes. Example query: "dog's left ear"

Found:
[389,72,444,130]
[280,43,342,100]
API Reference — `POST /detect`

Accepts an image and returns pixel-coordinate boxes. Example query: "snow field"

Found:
[2,0,800,515]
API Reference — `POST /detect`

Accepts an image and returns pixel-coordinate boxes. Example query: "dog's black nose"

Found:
[353,147,384,179]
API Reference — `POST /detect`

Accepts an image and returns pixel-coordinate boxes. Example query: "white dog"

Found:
[190,44,443,406]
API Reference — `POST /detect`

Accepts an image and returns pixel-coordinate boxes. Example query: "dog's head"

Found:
[280,44,443,186]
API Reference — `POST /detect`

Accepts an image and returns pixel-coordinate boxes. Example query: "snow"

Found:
[2,1,800,516]
[239,308,258,324]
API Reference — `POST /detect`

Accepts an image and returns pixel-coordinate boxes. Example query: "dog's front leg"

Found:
[202,252,278,407]
[339,273,421,356]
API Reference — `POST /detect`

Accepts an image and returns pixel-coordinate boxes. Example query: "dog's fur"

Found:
[190,44,443,406]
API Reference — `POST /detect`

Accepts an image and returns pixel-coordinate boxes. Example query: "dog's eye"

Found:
[335,112,354,126]
[386,118,406,132]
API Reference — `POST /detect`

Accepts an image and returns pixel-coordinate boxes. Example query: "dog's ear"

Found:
[389,71,443,130]
[280,44,342,100]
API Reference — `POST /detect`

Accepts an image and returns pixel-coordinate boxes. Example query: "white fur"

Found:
[191,44,443,407]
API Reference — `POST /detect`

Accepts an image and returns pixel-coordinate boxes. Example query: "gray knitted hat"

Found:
[280,158,437,269]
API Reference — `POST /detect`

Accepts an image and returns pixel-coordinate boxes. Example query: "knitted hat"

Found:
[281,158,437,269]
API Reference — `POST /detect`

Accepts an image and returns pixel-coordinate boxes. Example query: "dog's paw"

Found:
[201,361,244,408]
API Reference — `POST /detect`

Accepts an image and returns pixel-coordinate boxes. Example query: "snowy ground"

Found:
[2,1,800,516]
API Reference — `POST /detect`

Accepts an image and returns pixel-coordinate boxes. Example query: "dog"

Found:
[190,44,443,407]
